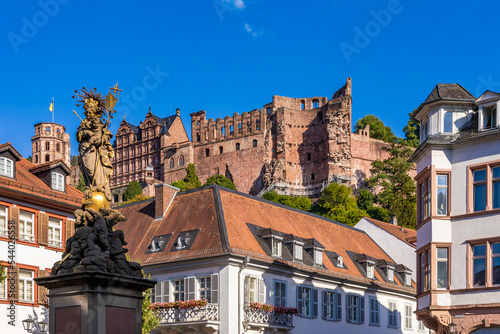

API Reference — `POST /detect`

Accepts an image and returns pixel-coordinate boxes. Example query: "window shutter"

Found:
[297,286,303,315]
[259,279,265,304]
[313,289,318,317]
[37,270,49,304]
[360,296,365,323]
[336,292,342,320]
[9,266,19,302]
[154,282,161,303]
[37,213,48,246]
[244,276,250,305]
[211,274,219,304]
[185,276,196,301]
[346,294,351,322]
[322,291,327,319]
[162,281,170,302]
[9,206,19,240]
[65,217,75,242]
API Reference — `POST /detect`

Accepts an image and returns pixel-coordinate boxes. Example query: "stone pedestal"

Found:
[35,271,155,334]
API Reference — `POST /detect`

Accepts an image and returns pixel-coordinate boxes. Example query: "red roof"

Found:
[363,217,417,248]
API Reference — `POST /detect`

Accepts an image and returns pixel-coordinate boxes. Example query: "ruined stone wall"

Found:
[163,143,194,185]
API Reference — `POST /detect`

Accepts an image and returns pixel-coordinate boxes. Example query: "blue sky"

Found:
[1,0,500,158]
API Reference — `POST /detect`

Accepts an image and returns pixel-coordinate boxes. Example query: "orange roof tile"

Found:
[363,217,417,248]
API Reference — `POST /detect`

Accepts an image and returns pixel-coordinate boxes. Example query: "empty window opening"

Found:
[196,133,201,143]
[230,125,234,135]
[311,173,315,181]
[219,146,223,154]
[307,153,311,161]
[222,126,226,137]
[206,148,210,157]
[45,142,50,150]
[236,143,240,151]
[238,123,242,134]
[45,126,51,135]
[56,143,60,152]
[301,100,305,110]
[45,154,50,162]
[256,120,260,131]
[313,100,319,108]
[318,112,323,121]
[253,139,257,148]
[484,105,497,129]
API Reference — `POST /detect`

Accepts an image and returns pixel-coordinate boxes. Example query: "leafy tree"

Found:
[204,174,237,190]
[184,163,202,190]
[262,191,312,211]
[314,183,366,226]
[142,285,160,334]
[0,264,6,284]
[76,174,87,192]
[70,155,79,166]
[118,194,152,206]
[26,156,32,162]
[123,180,143,201]
[399,110,420,148]
[170,180,187,191]
[366,206,391,222]
[356,188,390,222]
[354,114,397,143]
[368,142,416,228]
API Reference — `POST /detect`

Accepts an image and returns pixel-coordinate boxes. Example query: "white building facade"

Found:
[411,84,500,333]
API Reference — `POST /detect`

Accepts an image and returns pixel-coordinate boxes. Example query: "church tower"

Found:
[31,122,71,166]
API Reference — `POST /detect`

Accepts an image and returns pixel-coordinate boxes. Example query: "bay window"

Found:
[473,169,487,212]
[436,248,449,289]
[437,174,448,216]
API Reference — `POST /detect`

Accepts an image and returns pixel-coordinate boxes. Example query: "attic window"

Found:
[314,249,323,266]
[366,262,375,279]
[387,267,394,282]
[272,238,282,257]
[294,241,304,262]
[0,157,13,178]
[150,238,161,252]
[484,105,497,129]
[337,256,343,267]
[52,172,65,191]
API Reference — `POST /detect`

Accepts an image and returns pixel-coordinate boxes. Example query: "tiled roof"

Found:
[363,217,417,248]
[0,144,82,211]
[414,83,476,119]
[116,186,415,293]
[28,159,71,175]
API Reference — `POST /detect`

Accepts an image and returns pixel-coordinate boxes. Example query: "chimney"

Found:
[390,216,398,226]
[155,184,179,220]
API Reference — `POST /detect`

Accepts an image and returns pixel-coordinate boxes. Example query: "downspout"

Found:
[238,256,250,334]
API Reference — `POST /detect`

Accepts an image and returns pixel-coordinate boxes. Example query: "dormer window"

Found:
[293,241,304,262]
[52,172,65,191]
[337,255,343,267]
[405,273,411,286]
[366,262,375,279]
[314,248,323,266]
[483,105,497,130]
[272,237,282,257]
[0,157,13,178]
[396,264,413,287]
[387,266,394,282]
[150,238,161,252]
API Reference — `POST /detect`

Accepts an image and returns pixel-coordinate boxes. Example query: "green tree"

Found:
[204,174,237,190]
[314,183,366,226]
[142,286,160,334]
[70,155,79,166]
[184,163,202,190]
[354,114,397,143]
[356,188,390,222]
[123,180,143,201]
[262,191,312,211]
[76,174,87,192]
[170,180,187,191]
[399,110,420,148]
[368,142,416,228]
[0,264,6,285]
[26,156,32,162]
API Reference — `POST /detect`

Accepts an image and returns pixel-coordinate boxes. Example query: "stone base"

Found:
[35,271,155,334]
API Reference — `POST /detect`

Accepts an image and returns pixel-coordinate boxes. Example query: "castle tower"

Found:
[32,122,71,166]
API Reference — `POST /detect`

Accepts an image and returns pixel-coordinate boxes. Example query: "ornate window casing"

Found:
[369,296,379,326]
[273,280,287,307]
[0,157,14,178]
[467,236,500,288]
[323,290,341,321]
[467,161,500,213]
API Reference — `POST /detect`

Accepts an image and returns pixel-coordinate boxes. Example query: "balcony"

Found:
[243,306,294,332]
[156,304,219,334]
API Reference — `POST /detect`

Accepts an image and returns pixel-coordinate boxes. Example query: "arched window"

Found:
[301,100,305,110]
[35,155,38,164]
[169,158,174,169]
[56,143,60,152]
[197,133,201,143]
[236,143,240,151]
[312,100,319,108]
[56,128,60,137]
[45,126,51,135]
[206,148,210,157]
[253,139,257,147]
[230,125,234,135]
[222,127,225,137]
[219,146,223,154]
[45,154,50,162]
[178,155,185,166]
[45,142,50,150]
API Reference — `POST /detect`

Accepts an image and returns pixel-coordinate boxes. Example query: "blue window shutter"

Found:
[297,286,303,315]
[313,289,318,317]
[360,296,365,323]
[346,294,351,322]
[336,292,342,320]
[322,290,327,319]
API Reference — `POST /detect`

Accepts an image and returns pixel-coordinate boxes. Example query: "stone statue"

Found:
[52,85,143,277]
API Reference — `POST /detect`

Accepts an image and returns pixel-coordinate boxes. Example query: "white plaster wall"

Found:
[354,219,416,281]
[417,294,430,309]
[436,293,451,306]
[1,304,46,334]
[431,149,452,169]
[451,291,500,306]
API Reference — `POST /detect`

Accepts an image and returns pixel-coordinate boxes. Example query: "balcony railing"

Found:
[243,306,294,328]
[157,304,219,324]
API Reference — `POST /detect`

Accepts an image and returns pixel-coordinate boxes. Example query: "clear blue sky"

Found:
[1,0,500,158]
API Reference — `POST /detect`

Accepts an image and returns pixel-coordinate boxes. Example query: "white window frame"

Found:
[52,172,65,191]
[369,296,380,326]
[0,205,8,238]
[387,300,398,328]
[314,248,323,267]
[19,269,34,303]
[436,247,449,289]
[272,237,282,257]
[418,320,426,332]
[274,280,287,307]
[0,157,13,178]
[366,262,375,279]
[405,303,413,330]
[199,276,211,302]
[245,276,258,305]
[19,211,35,242]
[0,277,6,299]
[293,241,303,262]
[387,267,394,282]
[173,279,185,301]
[48,217,62,248]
